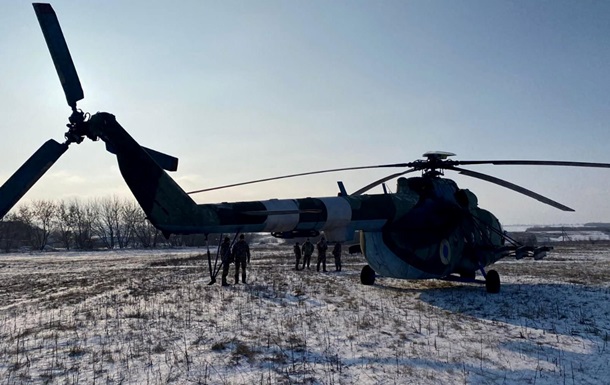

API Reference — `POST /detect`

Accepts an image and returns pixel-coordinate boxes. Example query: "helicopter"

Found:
[2,3,610,293]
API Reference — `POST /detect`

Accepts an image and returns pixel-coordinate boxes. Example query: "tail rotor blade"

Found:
[33,3,84,107]
[0,139,69,218]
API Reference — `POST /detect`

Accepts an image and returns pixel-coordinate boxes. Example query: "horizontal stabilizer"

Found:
[142,147,178,172]
[105,143,178,171]
[0,139,68,218]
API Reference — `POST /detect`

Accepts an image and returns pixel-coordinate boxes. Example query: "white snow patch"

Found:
[0,244,609,384]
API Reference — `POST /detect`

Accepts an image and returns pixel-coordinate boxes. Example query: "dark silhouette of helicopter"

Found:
[3,3,610,293]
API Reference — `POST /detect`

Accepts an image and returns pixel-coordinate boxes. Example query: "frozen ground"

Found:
[0,243,609,384]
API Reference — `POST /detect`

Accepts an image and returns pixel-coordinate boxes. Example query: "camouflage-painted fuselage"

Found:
[91,112,507,280]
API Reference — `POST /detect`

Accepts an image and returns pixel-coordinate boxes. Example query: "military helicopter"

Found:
[2,3,610,293]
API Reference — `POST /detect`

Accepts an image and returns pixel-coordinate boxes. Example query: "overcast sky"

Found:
[1,0,610,225]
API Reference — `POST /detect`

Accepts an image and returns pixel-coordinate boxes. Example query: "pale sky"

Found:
[1,0,610,225]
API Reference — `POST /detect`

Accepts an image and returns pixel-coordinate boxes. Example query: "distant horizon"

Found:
[503,222,610,227]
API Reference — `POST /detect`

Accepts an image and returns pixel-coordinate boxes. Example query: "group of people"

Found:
[217,234,343,288]
[293,236,342,272]
[219,234,251,287]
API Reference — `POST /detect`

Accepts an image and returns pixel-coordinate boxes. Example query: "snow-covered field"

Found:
[1,243,609,384]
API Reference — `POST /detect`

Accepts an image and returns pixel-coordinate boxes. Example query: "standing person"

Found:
[220,236,232,286]
[232,234,251,284]
[301,238,314,269]
[316,236,328,272]
[332,242,342,272]
[293,242,302,270]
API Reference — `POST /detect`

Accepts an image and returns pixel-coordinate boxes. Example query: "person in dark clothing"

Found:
[332,242,342,272]
[220,236,232,286]
[232,234,251,284]
[316,236,328,272]
[301,238,314,269]
[293,242,302,270]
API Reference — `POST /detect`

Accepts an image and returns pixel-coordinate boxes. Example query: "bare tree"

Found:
[72,199,96,250]
[2,195,213,251]
[132,210,161,248]
[16,205,35,250]
[117,199,139,248]
[168,233,184,247]
[29,200,57,251]
[93,197,120,249]
[55,200,75,250]
[0,213,22,252]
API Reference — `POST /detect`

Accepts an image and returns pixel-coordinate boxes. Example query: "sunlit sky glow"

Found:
[1,0,610,225]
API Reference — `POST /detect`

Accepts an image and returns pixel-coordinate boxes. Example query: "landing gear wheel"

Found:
[485,270,500,293]
[360,265,376,285]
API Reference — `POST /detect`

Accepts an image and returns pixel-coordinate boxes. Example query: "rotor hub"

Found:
[64,108,96,144]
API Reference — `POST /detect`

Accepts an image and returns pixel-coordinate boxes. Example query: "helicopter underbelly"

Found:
[361,232,439,279]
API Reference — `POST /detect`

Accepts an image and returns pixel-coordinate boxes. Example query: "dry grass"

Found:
[0,244,609,384]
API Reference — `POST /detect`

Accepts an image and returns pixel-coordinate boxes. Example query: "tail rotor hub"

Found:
[65,108,95,144]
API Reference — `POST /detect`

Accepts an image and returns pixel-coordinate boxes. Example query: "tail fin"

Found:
[89,112,199,235]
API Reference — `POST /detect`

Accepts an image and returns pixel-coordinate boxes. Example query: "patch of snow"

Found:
[0,244,609,384]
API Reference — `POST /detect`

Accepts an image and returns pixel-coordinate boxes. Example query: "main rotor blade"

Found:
[33,3,84,107]
[0,139,69,218]
[351,169,418,196]
[447,166,574,212]
[186,163,410,195]
[455,160,610,169]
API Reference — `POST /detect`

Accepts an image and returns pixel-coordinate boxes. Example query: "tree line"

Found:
[0,196,209,253]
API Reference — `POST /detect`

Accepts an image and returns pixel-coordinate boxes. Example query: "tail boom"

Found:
[89,112,405,237]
